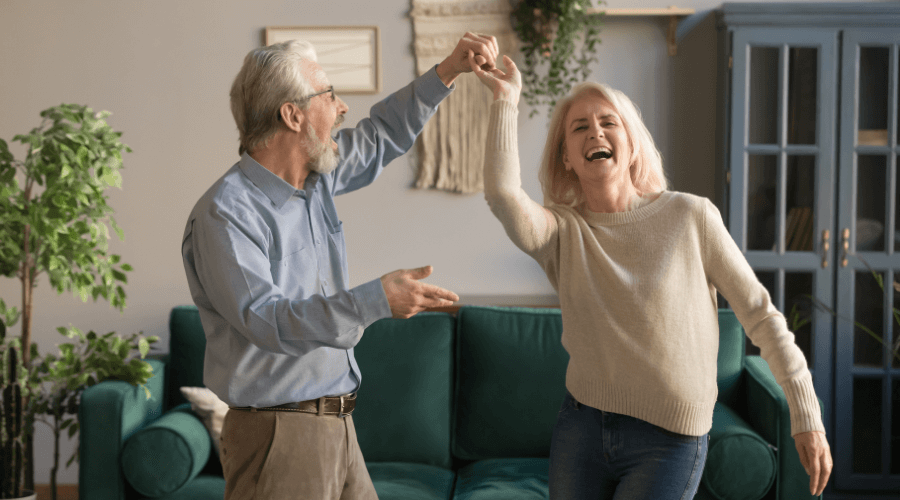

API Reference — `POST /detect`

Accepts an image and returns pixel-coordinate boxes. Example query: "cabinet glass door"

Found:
[835,29,900,492]
[728,29,837,426]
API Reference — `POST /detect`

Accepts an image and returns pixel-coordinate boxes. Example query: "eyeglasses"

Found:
[277,86,336,121]
[299,86,335,102]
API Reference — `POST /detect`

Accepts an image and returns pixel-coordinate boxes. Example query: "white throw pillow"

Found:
[179,386,228,456]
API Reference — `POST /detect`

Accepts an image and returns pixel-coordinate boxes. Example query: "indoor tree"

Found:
[0,104,135,498]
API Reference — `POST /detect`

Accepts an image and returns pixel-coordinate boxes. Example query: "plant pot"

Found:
[1,490,36,500]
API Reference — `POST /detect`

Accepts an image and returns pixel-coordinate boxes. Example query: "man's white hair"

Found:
[229,40,319,155]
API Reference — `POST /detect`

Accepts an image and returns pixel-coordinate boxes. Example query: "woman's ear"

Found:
[562,148,572,171]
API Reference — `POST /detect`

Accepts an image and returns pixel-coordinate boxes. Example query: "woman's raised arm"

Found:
[470,54,558,257]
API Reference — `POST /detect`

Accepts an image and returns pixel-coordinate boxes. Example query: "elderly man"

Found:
[182,34,497,499]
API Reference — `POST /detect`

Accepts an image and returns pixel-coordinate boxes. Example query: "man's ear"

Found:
[279,102,304,132]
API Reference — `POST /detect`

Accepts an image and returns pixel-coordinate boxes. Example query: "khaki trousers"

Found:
[220,408,378,500]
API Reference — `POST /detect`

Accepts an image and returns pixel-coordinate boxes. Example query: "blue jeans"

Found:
[549,391,709,500]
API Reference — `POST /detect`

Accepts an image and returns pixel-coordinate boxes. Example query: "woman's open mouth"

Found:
[586,148,612,161]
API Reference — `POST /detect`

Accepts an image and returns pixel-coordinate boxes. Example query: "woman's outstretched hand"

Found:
[468,52,522,106]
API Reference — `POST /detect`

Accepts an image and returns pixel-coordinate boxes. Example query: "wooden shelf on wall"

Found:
[586,6,696,56]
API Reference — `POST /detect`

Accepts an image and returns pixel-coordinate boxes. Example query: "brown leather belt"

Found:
[229,393,356,417]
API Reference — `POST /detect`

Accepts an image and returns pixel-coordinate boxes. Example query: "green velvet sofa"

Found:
[79,305,821,500]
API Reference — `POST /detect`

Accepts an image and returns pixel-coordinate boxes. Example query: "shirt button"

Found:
[316,239,321,245]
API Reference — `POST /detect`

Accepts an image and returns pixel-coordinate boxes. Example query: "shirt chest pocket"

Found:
[328,221,345,257]
[269,245,318,297]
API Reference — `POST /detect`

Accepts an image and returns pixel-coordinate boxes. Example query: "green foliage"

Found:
[32,327,158,468]
[511,0,604,118]
[0,299,21,343]
[0,104,132,309]
[1,103,133,497]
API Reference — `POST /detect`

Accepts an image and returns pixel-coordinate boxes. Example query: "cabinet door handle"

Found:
[841,228,850,267]
[822,229,831,268]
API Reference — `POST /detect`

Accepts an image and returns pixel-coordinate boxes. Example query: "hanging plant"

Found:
[511,0,605,118]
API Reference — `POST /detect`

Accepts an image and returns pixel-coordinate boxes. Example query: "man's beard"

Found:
[305,115,344,174]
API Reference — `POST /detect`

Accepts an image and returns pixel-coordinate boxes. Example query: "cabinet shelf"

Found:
[858,129,889,147]
[586,6,696,56]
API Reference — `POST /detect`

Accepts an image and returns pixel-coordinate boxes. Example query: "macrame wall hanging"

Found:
[411,0,518,194]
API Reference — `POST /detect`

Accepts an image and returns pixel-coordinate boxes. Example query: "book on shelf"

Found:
[786,206,813,252]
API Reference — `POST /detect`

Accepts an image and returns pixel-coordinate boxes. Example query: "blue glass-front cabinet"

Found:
[718,3,900,497]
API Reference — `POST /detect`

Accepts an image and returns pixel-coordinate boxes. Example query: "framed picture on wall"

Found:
[265,26,381,94]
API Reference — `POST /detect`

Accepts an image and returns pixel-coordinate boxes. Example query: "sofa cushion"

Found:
[702,402,776,500]
[353,312,454,468]
[716,309,745,407]
[453,458,549,500]
[453,306,567,460]
[166,306,207,410]
[367,462,455,500]
[121,404,210,497]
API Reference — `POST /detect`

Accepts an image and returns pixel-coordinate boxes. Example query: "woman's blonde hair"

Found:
[538,82,667,206]
[229,40,318,156]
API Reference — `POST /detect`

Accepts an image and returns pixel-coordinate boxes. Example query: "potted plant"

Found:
[511,0,605,117]
[0,104,134,498]
[32,326,157,500]
[1,301,37,500]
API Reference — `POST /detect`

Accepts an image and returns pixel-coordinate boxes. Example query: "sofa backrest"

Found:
[716,308,746,407]
[450,306,747,461]
[353,312,455,469]
[451,306,568,461]
[165,305,207,411]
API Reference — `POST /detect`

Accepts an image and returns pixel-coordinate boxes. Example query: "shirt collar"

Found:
[238,152,319,208]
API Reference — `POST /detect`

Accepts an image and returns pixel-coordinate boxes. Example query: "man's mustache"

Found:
[333,114,344,129]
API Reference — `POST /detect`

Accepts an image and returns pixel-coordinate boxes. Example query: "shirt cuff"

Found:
[416,64,455,108]
[351,278,392,328]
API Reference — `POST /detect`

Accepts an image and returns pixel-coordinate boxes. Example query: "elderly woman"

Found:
[468,53,832,499]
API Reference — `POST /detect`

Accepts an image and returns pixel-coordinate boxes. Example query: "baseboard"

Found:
[34,485,78,500]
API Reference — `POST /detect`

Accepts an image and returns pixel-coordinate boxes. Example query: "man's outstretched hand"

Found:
[436,32,499,87]
[381,266,459,319]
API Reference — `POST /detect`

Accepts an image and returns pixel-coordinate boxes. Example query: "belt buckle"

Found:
[338,395,348,417]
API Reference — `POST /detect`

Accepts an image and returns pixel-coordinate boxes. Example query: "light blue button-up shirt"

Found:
[182,67,452,407]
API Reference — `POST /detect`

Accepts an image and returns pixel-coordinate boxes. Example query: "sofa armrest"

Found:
[742,355,822,500]
[79,358,166,500]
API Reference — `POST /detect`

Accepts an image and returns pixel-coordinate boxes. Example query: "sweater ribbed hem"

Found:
[567,375,715,437]
[487,100,518,152]
[781,372,826,436]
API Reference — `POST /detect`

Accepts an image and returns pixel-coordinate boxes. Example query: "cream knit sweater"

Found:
[483,100,824,437]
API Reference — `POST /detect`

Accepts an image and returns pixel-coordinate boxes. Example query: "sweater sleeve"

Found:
[701,199,825,436]
[482,100,558,260]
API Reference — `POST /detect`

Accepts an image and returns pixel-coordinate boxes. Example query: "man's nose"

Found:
[337,96,349,115]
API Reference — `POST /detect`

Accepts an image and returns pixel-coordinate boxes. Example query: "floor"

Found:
[34,485,78,500]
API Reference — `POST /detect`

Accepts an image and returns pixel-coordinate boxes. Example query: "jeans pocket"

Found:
[558,391,579,415]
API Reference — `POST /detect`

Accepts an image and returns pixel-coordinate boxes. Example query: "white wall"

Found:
[0,0,876,485]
